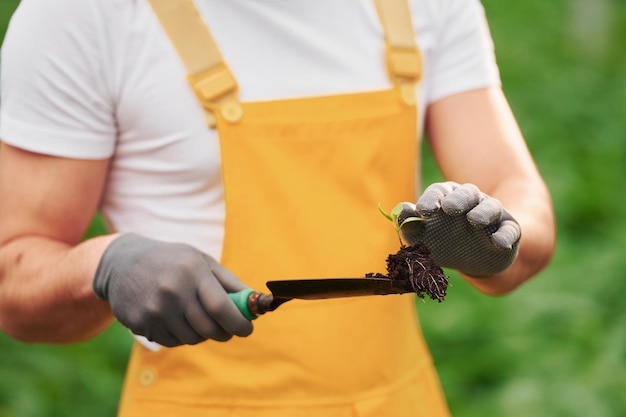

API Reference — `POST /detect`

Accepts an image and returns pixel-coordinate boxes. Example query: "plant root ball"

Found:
[367,243,449,302]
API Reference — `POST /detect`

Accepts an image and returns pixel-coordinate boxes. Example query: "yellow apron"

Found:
[117,1,450,416]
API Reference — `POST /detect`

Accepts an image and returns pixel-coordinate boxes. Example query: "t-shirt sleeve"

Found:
[0,0,117,159]
[425,0,501,104]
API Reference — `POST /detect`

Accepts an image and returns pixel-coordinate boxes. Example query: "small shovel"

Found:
[228,278,414,320]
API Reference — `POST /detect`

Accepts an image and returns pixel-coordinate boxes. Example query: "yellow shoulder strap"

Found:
[374,0,423,105]
[147,0,422,124]
[147,0,242,128]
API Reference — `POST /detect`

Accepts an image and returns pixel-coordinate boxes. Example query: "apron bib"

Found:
[118,1,450,416]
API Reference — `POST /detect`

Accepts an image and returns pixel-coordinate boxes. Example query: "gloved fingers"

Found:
[163,312,209,345]
[416,181,458,216]
[119,297,209,346]
[197,277,254,338]
[184,302,233,343]
[466,196,503,228]
[396,201,418,225]
[143,326,184,348]
[490,219,522,250]
[440,183,482,216]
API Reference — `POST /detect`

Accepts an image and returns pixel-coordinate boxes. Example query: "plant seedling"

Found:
[373,203,449,302]
[378,202,425,245]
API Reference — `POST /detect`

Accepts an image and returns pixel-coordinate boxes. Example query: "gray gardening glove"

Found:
[93,233,253,347]
[397,182,521,277]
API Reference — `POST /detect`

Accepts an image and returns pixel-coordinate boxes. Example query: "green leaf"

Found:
[378,203,394,222]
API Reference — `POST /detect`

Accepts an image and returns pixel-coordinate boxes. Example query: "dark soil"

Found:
[367,243,449,302]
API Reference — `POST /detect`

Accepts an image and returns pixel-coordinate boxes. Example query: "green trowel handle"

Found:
[229,289,276,320]
[228,289,257,321]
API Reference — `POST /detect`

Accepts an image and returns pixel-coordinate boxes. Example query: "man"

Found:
[0,0,555,416]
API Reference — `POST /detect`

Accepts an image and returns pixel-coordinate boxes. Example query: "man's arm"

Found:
[0,143,254,346]
[0,143,117,343]
[425,87,556,295]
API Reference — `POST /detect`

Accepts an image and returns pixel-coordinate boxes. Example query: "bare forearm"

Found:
[0,234,119,343]
[463,178,556,295]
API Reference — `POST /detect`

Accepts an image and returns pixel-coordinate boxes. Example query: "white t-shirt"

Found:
[0,0,500,261]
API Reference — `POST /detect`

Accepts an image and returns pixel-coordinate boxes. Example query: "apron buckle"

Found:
[187,64,243,127]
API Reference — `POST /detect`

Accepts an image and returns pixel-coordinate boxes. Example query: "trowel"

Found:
[228,277,414,320]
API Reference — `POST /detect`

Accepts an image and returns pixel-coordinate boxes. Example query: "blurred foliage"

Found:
[1,0,625,416]
[419,0,626,416]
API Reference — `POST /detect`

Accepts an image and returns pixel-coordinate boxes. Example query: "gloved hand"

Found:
[93,233,254,347]
[396,182,521,277]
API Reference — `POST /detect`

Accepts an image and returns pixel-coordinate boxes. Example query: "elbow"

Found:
[1,323,47,344]
[1,315,113,344]
[0,297,113,344]
[0,307,46,344]
[0,289,50,343]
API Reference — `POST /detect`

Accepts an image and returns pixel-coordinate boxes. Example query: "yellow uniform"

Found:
[118,1,450,415]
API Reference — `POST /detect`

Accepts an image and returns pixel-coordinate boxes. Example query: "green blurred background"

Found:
[1,0,625,416]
